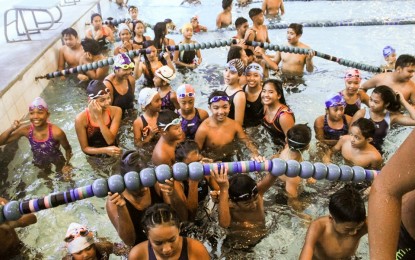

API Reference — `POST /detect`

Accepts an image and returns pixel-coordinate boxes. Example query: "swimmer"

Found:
[227,46,249,86]
[0,197,37,258]
[216,0,233,29]
[103,53,136,113]
[245,8,270,44]
[261,79,295,148]
[255,23,315,77]
[300,185,367,260]
[190,15,207,33]
[233,17,249,42]
[154,66,180,112]
[78,38,109,82]
[132,20,151,50]
[128,203,210,259]
[314,93,352,147]
[195,90,260,161]
[323,118,383,170]
[75,80,122,157]
[176,84,209,140]
[62,222,127,259]
[243,63,264,128]
[174,23,203,69]
[338,69,369,117]
[368,128,415,259]
[153,22,176,65]
[262,0,285,19]
[0,97,72,174]
[85,13,114,52]
[381,45,397,72]
[361,54,415,107]
[223,59,246,125]
[351,85,415,154]
[113,23,140,55]
[57,28,84,74]
[133,88,161,147]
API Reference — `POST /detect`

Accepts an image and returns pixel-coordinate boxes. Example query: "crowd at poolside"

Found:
[1,0,415,259]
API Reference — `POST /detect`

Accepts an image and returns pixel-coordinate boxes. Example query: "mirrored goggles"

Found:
[209,96,230,104]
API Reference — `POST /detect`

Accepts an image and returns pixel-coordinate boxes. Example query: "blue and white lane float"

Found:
[0,158,379,223]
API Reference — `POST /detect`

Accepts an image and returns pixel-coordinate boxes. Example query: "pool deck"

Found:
[0,0,107,133]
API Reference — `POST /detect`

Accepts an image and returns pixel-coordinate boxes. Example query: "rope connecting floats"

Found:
[242,40,384,73]
[35,39,233,80]
[0,159,379,224]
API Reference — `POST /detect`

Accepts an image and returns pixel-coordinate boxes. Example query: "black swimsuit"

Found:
[242,85,263,128]
[225,88,244,121]
[397,222,415,260]
[104,78,135,111]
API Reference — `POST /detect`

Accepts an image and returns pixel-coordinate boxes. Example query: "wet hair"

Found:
[81,38,102,55]
[245,48,254,57]
[128,5,138,12]
[61,28,78,38]
[228,174,256,202]
[288,23,303,35]
[90,13,102,22]
[351,118,375,139]
[372,85,401,112]
[133,20,147,34]
[235,17,248,28]
[263,79,287,106]
[208,90,229,105]
[287,124,311,151]
[153,22,167,50]
[329,185,366,223]
[222,0,233,9]
[227,45,243,62]
[175,140,199,162]
[141,203,181,234]
[157,109,180,130]
[249,8,262,18]
[142,40,156,82]
[395,54,415,70]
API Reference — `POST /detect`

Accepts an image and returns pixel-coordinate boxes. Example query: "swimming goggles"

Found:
[232,186,258,202]
[209,96,230,104]
[88,88,110,100]
[115,62,135,70]
[344,70,361,80]
[29,105,48,111]
[178,92,195,98]
[159,117,182,131]
[226,65,239,74]
[64,227,90,243]
[246,64,261,71]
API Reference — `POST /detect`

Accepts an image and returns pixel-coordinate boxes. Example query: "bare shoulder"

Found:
[314,115,325,127]
[198,108,209,120]
[187,238,210,259]
[129,241,148,260]
[110,106,122,116]
[309,216,330,235]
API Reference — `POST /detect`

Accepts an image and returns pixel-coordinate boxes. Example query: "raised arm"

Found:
[210,167,231,228]
[368,129,415,259]
[360,74,381,91]
[0,121,26,145]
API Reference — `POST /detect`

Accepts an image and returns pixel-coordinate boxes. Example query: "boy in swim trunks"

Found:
[381,45,397,72]
[78,38,109,82]
[233,17,249,43]
[323,118,383,170]
[246,8,270,44]
[216,0,233,29]
[300,185,367,260]
[262,0,285,20]
[57,28,84,75]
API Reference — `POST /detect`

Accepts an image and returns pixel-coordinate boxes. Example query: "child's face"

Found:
[148,94,162,112]
[233,193,259,211]
[119,29,131,42]
[183,27,193,39]
[397,65,415,82]
[93,93,112,110]
[148,225,181,258]
[327,106,345,122]
[261,83,281,106]
[71,244,97,260]
[224,68,240,85]
[344,79,360,95]
[332,219,365,236]
[369,93,385,113]
[191,18,199,28]
[63,34,77,48]
[209,100,230,122]
[29,108,49,127]
[146,46,157,61]
[385,53,396,65]
[165,124,184,141]
[115,67,132,80]
[129,8,138,19]
[246,71,262,88]
[183,150,201,164]
[153,76,166,88]
[178,97,195,113]
[349,126,368,149]
[92,16,102,30]
[286,28,300,44]
[252,13,264,25]
[135,23,145,36]
[237,22,249,35]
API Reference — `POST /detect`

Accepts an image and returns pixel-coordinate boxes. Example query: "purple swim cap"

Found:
[383,46,396,58]
[325,94,346,108]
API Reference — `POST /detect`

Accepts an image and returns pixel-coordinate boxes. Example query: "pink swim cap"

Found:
[344,69,361,82]
[29,97,48,111]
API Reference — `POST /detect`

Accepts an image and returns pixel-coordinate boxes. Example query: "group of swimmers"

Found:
[1,0,415,258]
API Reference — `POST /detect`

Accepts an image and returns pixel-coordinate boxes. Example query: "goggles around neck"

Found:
[209,96,230,104]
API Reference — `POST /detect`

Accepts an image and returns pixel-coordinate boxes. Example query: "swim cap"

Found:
[86,80,110,100]
[117,23,131,36]
[114,53,133,70]
[325,93,346,108]
[181,23,193,33]
[138,87,158,108]
[344,69,361,82]
[155,66,176,83]
[29,97,48,111]
[383,45,396,58]
[245,62,263,78]
[190,15,198,22]
[176,84,195,99]
[227,59,245,76]
[64,223,94,254]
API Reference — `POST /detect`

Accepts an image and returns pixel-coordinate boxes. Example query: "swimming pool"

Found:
[2,0,415,258]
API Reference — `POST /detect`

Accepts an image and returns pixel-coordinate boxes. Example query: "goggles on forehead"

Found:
[209,96,230,104]
[159,117,182,131]
[115,62,135,70]
[232,186,258,202]
[29,105,48,111]
[246,64,261,71]
[88,88,110,100]
[178,92,195,99]
[64,227,90,243]
[226,65,238,74]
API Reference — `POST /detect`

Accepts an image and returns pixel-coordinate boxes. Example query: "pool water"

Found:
[1,0,415,259]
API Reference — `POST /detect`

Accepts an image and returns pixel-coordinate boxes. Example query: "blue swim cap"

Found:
[383,46,396,58]
[325,94,346,108]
